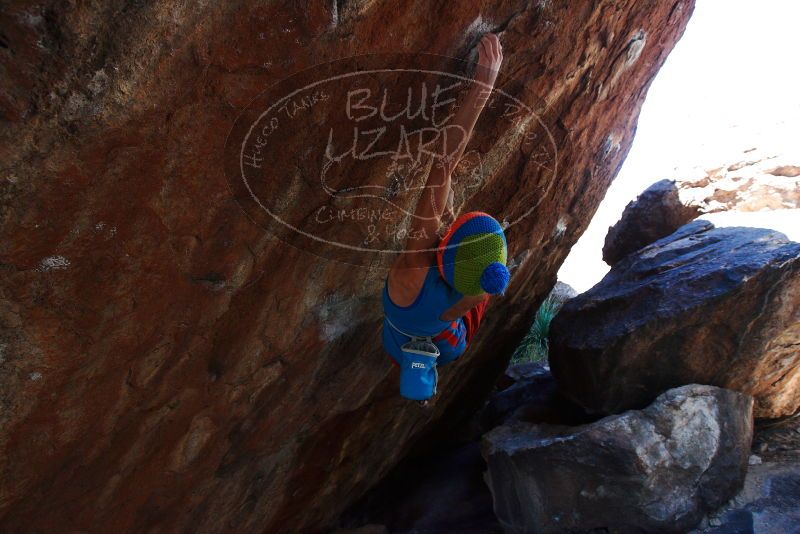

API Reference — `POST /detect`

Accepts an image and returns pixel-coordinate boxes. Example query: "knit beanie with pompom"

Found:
[436,211,510,296]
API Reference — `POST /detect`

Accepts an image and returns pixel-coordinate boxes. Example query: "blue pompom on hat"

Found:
[480,261,510,295]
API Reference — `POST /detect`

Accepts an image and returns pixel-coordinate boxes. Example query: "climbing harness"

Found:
[384,315,440,359]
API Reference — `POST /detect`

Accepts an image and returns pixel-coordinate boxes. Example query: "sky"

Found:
[558,0,800,293]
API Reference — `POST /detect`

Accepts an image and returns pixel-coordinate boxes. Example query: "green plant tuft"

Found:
[510,293,562,364]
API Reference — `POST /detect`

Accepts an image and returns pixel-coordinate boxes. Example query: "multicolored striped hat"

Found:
[436,211,510,296]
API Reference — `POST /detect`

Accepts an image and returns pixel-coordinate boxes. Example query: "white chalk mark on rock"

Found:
[37,256,71,272]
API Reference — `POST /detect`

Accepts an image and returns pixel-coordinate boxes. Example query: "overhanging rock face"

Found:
[0,1,694,532]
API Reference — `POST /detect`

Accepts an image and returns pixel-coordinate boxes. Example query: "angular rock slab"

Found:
[481,384,754,534]
[550,220,800,419]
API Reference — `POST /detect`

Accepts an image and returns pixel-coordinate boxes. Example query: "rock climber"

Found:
[382,33,510,404]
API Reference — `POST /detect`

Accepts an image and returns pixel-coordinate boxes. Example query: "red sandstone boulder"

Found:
[0,1,695,531]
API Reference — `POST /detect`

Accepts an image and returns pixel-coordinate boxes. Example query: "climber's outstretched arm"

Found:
[401,33,504,268]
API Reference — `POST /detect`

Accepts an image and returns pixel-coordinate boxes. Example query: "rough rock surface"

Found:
[342,364,800,534]
[337,360,596,533]
[690,408,800,534]
[689,462,800,534]
[0,1,694,531]
[479,360,596,433]
[336,441,501,533]
[550,220,800,419]
[338,367,800,533]
[481,384,754,534]
[549,280,578,303]
[603,150,800,265]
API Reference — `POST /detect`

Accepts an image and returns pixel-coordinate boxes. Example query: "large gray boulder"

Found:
[481,384,754,534]
[550,220,800,419]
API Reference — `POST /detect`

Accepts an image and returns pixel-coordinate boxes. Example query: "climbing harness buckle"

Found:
[385,316,440,359]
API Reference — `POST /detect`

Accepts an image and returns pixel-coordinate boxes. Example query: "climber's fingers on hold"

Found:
[482,33,500,58]
[477,34,503,73]
[480,35,490,55]
[477,38,489,65]
[485,33,497,57]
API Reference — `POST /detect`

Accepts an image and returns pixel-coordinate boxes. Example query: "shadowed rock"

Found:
[481,384,754,534]
[551,220,800,419]
[335,441,501,533]
[603,179,701,265]
[689,463,800,534]
[479,361,597,434]
[689,412,800,533]
[336,362,598,533]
